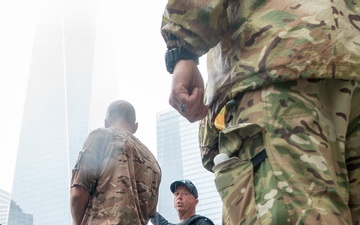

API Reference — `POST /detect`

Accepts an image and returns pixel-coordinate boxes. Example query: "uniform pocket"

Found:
[213,157,258,225]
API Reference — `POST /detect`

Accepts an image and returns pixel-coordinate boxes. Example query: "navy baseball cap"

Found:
[170,179,198,199]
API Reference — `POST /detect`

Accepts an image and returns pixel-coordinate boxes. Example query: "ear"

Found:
[132,122,138,133]
[104,119,109,128]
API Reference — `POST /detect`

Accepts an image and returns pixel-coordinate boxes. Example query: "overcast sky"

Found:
[1,0,168,193]
[0,0,209,193]
[0,1,39,193]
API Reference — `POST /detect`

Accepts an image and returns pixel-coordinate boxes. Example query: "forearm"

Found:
[70,186,89,225]
[150,212,176,225]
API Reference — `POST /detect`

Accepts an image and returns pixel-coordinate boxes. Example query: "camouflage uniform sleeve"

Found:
[161,0,229,55]
[71,129,108,193]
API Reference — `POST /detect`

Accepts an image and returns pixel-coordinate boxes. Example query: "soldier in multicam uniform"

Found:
[160,0,360,224]
[70,100,161,225]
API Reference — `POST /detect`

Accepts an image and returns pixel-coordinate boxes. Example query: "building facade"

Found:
[0,189,33,225]
[0,189,10,225]
[156,109,222,225]
[8,0,118,224]
[7,201,33,225]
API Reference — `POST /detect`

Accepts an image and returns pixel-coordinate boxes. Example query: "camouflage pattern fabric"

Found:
[199,79,360,224]
[71,127,162,225]
[162,0,360,224]
[161,0,360,121]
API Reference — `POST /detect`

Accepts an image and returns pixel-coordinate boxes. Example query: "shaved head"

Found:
[106,100,136,125]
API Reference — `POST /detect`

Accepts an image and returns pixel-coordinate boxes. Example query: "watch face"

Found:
[165,51,173,73]
[165,48,199,74]
[165,48,180,74]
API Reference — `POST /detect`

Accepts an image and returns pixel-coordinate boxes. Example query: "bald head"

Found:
[105,100,137,133]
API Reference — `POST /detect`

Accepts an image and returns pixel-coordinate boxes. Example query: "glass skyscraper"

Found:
[8,0,118,224]
[156,109,222,225]
[0,189,11,225]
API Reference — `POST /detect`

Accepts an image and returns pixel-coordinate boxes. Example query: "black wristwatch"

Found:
[165,47,199,74]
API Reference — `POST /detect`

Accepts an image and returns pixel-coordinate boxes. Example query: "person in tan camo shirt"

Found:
[70,100,161,225]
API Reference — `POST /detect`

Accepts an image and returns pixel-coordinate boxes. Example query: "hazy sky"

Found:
[0,0,169,193]
[0,0,208,193]
[0,1,40,192]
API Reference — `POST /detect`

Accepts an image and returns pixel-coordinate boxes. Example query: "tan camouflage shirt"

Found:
[71,127,161,225]
[161,0,360,120]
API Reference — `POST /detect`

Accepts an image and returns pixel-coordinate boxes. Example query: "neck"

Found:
[178,211,195,222]
[110,121,134,134]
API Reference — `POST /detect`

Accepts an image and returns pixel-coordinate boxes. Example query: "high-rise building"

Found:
[156,109,222,224]
[0,189,10,225]
[1,189,33,225]
[8,200,33,225]
[8,1,118,224]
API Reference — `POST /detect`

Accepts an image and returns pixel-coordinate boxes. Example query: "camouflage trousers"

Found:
[212,79,360,225]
